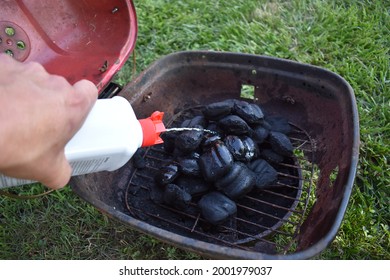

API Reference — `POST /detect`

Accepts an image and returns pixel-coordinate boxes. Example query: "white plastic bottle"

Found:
[0,96,166,189]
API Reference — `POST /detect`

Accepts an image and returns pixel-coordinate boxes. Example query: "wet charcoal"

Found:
[198,141,234,182]
[178,158,201,177]
[174,125,204,153]
[218,115,251,135]
[132,148,146,169]
[205,122,225,137]
[251,125,270,144]
[202,100,235,120]
[154,163,180,186]
[263,116,292,134]
[248,159,278,189]
[224,135,258,162]
[181,115,208,128]
[268,131,294,156]
[198,191,237,225]
[163,184,192,210]
[202,134,222,149]
[233,100,264,124]
[215,162,255,199]
[176,176,211,197]
[260,149,285,164]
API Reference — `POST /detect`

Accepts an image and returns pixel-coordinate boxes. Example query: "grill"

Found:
[70,51,359,259]
[125,106,313,253]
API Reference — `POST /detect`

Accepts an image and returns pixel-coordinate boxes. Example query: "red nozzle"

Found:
[138,111,166,147]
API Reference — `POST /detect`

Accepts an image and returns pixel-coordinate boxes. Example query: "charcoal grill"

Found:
[70,51,359,259]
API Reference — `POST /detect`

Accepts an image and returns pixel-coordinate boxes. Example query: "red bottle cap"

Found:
[138,111,166,147]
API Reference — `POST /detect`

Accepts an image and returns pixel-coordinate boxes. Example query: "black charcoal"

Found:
[261,149,285,164]
[199,141,234,182]
[251,125,269,144]
[269,131,294,156]
[181,115,208,128]
[233,100,264,124]
[175,125,204,153]
[163,184,192,210]
[215,162,255,199]
[202,100,235,120]
[224,135,258,162]
[198,191,237,225]
[218,115,251,135]
[202,134,222,149]
[248,159,278,188]
[178,158,201,177]
[176,176,211,196]
[154,163,180,186]
[161,132,176,154]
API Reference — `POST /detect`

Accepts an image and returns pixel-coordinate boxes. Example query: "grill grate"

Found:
[125,105,316,254]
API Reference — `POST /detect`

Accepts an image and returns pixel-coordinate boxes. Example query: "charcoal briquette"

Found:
[181,115,208,128]
[202,100,235,120]
[199,141,234,182]
[174,125,204,153]
[202,134,222,149]
[218,115,251,135]
[251,125,269,144]
[260,149,285,164]
[215,162,255,199]
[198,191,237,225]
[178,158,201,177]
[163,184,192,210]
[269,131,294,156]
[154,163,180,186]
[176,176,211,197]
[161,132,176,154]
[247,159,278,189]
[224,135,258,162]
[233,100,264,124]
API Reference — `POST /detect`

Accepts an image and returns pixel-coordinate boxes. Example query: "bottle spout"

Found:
[138,111,166,147]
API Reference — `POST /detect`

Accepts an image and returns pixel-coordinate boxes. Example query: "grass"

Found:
[1,0,389,259]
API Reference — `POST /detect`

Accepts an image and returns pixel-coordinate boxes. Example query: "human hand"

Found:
[0,54,98,189]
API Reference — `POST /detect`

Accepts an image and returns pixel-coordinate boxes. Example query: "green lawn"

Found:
[0,0,388,259]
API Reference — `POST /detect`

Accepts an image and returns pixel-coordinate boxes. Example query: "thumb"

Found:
[73,79,98,110]
[39,153,72,190]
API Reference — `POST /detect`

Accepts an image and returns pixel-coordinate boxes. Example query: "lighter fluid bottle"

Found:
[0,96,166,188]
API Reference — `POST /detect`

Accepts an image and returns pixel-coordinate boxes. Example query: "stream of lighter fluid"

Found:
[164,127,218,135]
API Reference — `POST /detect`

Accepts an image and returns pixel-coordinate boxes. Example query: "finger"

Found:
[73,79,98,109]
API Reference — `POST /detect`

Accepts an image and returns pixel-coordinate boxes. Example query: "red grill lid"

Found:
[0,0,137,93]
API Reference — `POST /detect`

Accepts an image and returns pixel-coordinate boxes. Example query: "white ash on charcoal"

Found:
[152,99,296,226]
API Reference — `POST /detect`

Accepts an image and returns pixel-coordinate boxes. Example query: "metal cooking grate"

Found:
[125,105,316,254]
